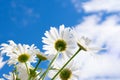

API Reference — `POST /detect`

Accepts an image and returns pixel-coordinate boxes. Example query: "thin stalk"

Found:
[28,59,42,80]
[40,52,59,80]
[34,59,42,72]
[52,48,81,80]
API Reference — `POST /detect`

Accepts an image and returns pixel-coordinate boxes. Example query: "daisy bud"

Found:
[36,54,47,61]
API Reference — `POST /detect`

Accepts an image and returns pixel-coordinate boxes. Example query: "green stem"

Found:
[51,48,81,80]
[34,59,42,72]
[40,52,59,80]
[28,59,42,80]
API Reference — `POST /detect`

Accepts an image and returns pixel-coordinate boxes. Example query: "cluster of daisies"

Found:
[0,25,94,80]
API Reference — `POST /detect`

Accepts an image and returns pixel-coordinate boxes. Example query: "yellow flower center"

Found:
[18,53,30,63]
[60,68,72,80]
[54,39,67,52]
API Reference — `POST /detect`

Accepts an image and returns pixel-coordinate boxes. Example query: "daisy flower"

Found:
[76,36,91,51]
[72,29,102,52]
[35,49,48,61]
[42,25,76,59]
[0,40,38,65]
[3,63,40,80]
[48,59,80,80]
[17,63,40,80]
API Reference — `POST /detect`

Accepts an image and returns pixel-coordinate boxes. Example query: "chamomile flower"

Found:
[35,49,48,61]
[72,29,100,52]
[0,40,38,65]
[17,63,40,80]
[48,59,80,80]
[77,36,91,51]
[3,63,39,80]
[42,25,76,59]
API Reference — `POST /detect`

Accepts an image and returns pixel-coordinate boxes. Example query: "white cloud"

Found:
[73,15,120,79]
[71,0,120,79]
[71,0,120,13]
[82,0,120,12]
[0,57,6,69]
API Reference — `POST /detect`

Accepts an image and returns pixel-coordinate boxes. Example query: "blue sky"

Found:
[0,0,88,48]
[0,0,84,79]
[0,0,120,80]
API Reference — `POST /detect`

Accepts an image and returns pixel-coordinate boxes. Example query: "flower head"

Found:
[59,68,72,80]
[77,36,91,51]
[0,40,38,65]
[42,25,76,59]
[36,53,47,61]
[34,49,48,61]
[72,29,97,51]
[48,59,80,80]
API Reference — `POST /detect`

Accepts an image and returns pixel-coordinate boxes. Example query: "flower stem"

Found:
[40,52,59,80]
[51,48,81,80]
[34,59,42,72]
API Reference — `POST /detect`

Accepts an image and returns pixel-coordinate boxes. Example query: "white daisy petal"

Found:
[48,59,80,80]
[0,40,39,65]
[42,25,76,60]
